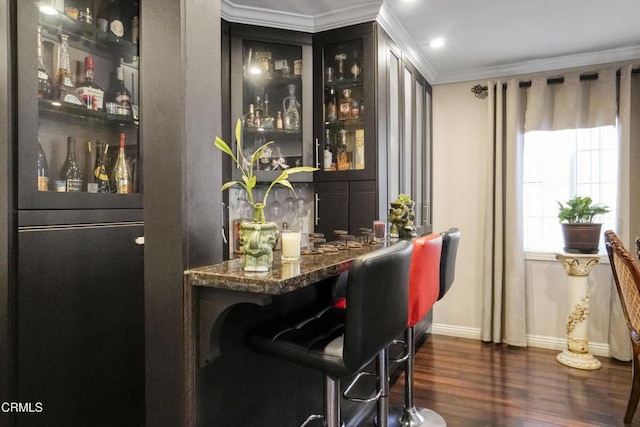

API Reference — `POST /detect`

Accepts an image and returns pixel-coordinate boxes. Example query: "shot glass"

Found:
[373,220,386,242]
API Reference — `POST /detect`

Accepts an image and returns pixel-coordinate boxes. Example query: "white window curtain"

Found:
[481,79,527,345]
[482,65,639,356]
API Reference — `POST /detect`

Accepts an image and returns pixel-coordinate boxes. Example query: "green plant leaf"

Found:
[215,137,235,159]
[220,181,239,192]
[283,166,319,175]
[235,119,242,149]
[276,179,295,192]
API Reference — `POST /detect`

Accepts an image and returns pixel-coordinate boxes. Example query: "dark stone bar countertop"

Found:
[185,243,384,295]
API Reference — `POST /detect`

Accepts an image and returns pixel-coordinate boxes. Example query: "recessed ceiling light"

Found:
[430,37,445,48]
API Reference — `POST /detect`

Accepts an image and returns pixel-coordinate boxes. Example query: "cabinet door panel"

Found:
[349,180,376,235]
[314,181,348,238]
[17,222,144,427]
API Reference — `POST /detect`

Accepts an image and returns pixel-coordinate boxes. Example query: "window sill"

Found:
[525,251,610,265]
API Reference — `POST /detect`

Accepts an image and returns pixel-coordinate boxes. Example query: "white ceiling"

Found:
[222,0,640,85]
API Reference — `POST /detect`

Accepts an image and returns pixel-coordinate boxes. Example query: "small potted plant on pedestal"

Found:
[557,195,610,254]
[215,119,317,271]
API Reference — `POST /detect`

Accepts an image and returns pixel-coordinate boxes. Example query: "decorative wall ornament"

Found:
[471,84,488,99]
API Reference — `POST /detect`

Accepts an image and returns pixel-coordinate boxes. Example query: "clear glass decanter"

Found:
[282,84,300,130]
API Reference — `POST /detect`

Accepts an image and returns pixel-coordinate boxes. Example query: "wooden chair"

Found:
[604,230,640,423]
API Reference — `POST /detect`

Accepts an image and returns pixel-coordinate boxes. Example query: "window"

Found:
[523,126,618,253]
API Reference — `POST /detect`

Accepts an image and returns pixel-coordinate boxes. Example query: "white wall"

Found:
[430,81,615,355]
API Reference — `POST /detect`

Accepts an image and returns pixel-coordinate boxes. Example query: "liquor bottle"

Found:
[53,34,81,105]
[107,66,132,117]
[131,1,140,44]
[350,97,360,120]
[93,139,111,193]
[107,0,125,38]
[326,88,337,123]
[76,56,104,110]
[96,0,108,32]
[335,53,346,80]
[37,139,49,191]
[64,0,79,20]
[60,137,83,192]
[276,111,283,129]
[336,130,349,171]
[37,26,52,99]
[351,51,361,79]
[244,104,255,127]
[338,89,353,121]
[323,129,333,171]
[113,133,133,194]
[262,93,274,129]
[77,0,93,24]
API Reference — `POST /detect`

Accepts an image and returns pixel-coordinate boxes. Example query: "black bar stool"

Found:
[387,233,444,427]
[386,227,461,427]
[248,241,414,427]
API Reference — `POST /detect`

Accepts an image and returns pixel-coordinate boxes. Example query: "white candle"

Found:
[281,230,302,261]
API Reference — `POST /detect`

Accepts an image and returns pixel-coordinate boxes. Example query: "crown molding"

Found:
[432,45,640,85]
[221,0,382,33]
[376,3,436,83]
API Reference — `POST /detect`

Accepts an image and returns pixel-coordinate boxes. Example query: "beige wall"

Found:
[430,80,614,355]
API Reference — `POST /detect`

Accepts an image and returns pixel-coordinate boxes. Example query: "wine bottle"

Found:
[96,0,108,32]
[107,66,132,117]
[76,56,105,110]
[107,0,125,38]
[113,133,133,194]
[37,140,49,191]
[93,139,111,193]
[60,137,83,192]
[37,26,52,99]
[131,1,139,44]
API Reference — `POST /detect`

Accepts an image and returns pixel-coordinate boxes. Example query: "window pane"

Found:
[523,126,617,253]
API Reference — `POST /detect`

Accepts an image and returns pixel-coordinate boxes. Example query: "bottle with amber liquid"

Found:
[36,139,49,191]
[60,137,83,192]
[338,89,353,121]
[113,133,133,194]
[76,56,104,110]
[37,26,52,99]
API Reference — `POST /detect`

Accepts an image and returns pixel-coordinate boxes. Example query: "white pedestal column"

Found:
[555,253,601,370]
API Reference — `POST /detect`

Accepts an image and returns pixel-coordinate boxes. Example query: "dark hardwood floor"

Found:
[376,334,639,427]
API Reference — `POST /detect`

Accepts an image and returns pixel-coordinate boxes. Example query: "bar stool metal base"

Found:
[387,406,446,427]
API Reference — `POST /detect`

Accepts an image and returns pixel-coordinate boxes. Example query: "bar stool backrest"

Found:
[438,227,461,301]
[343,240,413,373]
[408,233,442,327]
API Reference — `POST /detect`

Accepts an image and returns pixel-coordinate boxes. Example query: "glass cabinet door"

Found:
[321,39,365,172]
[231,37,312,183]
[314,24,376,182]
[18,1,141,209]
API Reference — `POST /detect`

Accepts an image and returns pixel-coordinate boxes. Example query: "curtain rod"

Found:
[518,67,640,88]
[471,67,640,99]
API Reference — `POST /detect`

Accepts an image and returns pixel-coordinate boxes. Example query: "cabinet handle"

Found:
[315,193,320,226]
[315,138,320,168]
[221,202,228,244]
[135,236,145,245]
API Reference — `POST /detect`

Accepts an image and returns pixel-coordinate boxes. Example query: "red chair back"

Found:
[408,233,442,327]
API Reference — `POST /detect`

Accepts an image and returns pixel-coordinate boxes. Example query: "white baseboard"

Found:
[431,323,611,358]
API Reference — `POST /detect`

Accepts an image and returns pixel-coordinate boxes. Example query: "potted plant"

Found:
[215,119,317,271]
[387,193,417,238]
[557,195,610,254]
